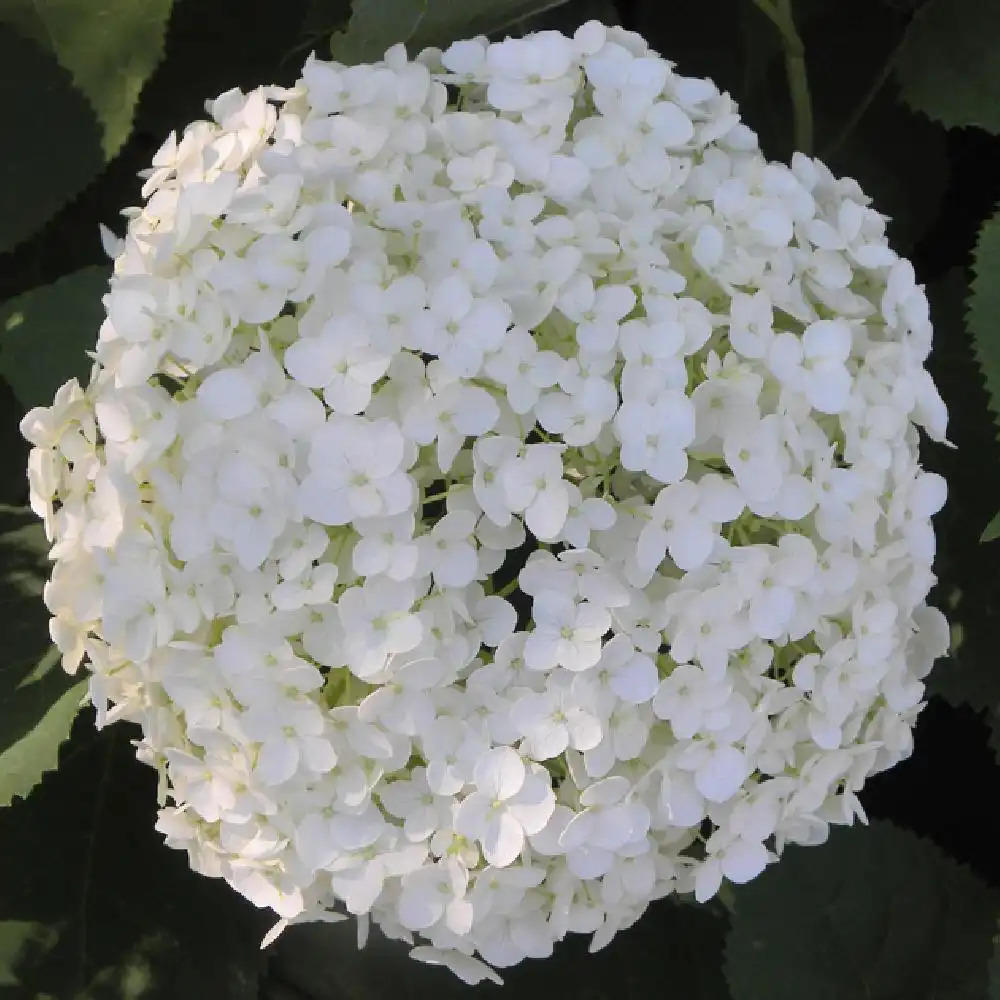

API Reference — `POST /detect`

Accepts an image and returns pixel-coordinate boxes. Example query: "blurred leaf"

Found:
[0,266,108,410]
[982,510,1000,542]
[0,922,59,989]
[988,715,1000,767]
[267,895,732,999]
[920,268,1000,714]
[724,821,998,1000]
[738,0,837,95]
[969,209,1000,443]
[0,22,104,255]
[328,0,574,61]
[410,0,572,48]
[895,0,1000,133]
[300,0,353,38]
[329,0,428,62]
[829,89,948,252]
[0,713,272,998]
[797,0,948,251]
[990,923,1000,999]
[0,506,85,807]
[1,0,175,158]
[479,0,617,38]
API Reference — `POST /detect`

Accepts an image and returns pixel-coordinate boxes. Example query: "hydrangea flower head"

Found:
[22,20,949,983]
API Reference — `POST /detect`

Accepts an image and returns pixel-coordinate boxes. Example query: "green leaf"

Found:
[988,714,1000,766]
[969,209,1000,443]
[329,0,428,63]
[0,22,104,255]
[0,660,86,808]
[724,821,998,1000]
[0,506,85,807]
[0,266,108,410]
[894,0,1000,133]
[0,714,272,998]
[794,0,949,251]
[409,0,572,49]
[328,0,573,62]
[268,896,732,999]
[300,0,352,39]
[1,0,175,159]
[989,922,1000,1000]
[982,510,1000,542]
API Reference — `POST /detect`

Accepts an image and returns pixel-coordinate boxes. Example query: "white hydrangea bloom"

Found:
[22,20,949,982]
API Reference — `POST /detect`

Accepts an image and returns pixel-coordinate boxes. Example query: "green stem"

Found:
[752,0,814,155]
[494,577,520,598]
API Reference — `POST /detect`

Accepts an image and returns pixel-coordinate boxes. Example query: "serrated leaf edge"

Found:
[967,207,1000,444]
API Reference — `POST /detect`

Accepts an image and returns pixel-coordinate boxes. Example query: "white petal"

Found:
[256,737,299,785]
[284,336,337,389]
[397,889,443,931]
[198,369,257,420]
[474,746,525,800]
[695,745,749,802]
[483,811,525,867]
[720,838,768,883]
[667,523,715,570]
[610,653,659,704]
[410,948,503,986]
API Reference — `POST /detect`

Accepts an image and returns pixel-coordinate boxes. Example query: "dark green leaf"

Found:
[0,713,272,998]
[0,266,108,410]
[969,209,1000,443]
[724,821,998,1000]
[300,0,353,38]
[496,0,619,36]
[895,0,1000,133]
[0,506,85,807]
[266,895,732,999]
[328,0,574,62]
[989,922,1000,999]
[982,510,1000,542]
[988,714,1000,766]
[409,0,572,49]
[0,22,104,255]
[0,660,86,808]
[37,0,175,159]
[0,0,175,159]
[799,0,949,251]
[921,268,1000,713]
[329,0,428,62]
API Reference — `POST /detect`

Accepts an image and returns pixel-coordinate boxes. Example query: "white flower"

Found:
[769,319,854,414]
[300,416,413,525]
[398,859,473,933]
[417,509,480,588]
[638,475,743,574]
[615,391,696,483]
[511,683,603,759]
[501,443,571,541]
[455,748,556,866]
[558,776,650,879]
[524,592,609,672]
[22,19,947,984]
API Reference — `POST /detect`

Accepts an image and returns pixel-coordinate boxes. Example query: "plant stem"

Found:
[751,0,814,155]
[494,577,519,598]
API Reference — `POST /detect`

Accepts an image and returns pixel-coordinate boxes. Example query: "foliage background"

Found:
[3,0,1000,996]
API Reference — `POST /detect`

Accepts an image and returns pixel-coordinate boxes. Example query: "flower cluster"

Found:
[22,21,949,983]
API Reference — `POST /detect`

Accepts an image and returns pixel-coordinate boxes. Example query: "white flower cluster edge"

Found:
[22,20,951,984]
